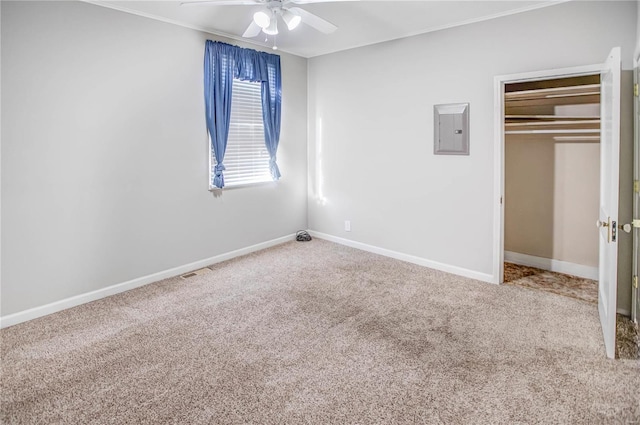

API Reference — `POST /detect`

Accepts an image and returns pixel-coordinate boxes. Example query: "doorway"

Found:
[493,49,624,359]
[502,74,601,303]
[492,63,603,285]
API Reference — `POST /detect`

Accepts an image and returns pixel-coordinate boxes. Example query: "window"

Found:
[204,40,282,189]
[210,79,271,188]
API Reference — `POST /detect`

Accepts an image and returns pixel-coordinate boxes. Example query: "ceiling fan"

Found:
[181,0,348,41]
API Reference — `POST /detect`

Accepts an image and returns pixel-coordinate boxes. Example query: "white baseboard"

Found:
[2,234,625,328]
[308,235,634,316]
[504,253,636,316]
[0,234,295,329]
[617,308,631,317]
[308,231,494,284]
[504,251,598,280]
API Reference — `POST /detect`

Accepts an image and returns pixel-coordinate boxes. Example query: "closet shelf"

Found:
[505,83,600,100]
[505,120,599,127]
[505,84,600,108]
[505,119,599,132]
[505,115,600,120]
[505,120,599,133]
[504,76,600,142]
[505,129,599,135]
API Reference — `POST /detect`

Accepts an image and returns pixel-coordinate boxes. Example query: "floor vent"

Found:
[180,268,211,280]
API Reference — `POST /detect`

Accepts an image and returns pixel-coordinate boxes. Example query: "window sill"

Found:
[209,180,276,191]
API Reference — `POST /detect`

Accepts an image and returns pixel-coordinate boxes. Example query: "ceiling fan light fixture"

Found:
[282,10,301,30]
[253,11,271,28]
[262,17,278,35]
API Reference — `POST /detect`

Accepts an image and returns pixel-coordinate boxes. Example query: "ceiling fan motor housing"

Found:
[254,0,301,33]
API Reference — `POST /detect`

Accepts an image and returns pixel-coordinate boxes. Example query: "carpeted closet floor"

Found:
[504,262,639,360]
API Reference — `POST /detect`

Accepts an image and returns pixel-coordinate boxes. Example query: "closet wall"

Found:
[505,76,601,271]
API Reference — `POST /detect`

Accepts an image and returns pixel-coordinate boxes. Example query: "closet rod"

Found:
[553,136,600,141]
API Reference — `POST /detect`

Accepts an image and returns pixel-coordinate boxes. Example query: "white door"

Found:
[598,47,621,359]
[633,64,640,325]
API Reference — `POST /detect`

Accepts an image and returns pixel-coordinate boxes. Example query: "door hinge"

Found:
[633,219,640,228]
[634,275,638,289]
[634,84,638,97]
[635,180,640,193]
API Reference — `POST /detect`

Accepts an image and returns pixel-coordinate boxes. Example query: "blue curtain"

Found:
[204,41,282,188]
[204,42,234,188]
[261,55,282,180]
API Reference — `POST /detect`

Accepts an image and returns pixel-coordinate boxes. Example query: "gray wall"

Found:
[307,1,637,311]
[3,0,638,319]
[1,1,308,316]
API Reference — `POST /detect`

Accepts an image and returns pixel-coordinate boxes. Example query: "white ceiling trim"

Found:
[327,0,571,58]
[81,0,570,59]
[81,0,272,53]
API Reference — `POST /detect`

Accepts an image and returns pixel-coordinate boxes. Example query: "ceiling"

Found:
[89,0,566,58]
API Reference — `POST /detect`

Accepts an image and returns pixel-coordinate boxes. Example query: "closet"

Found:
[504,74,601,280]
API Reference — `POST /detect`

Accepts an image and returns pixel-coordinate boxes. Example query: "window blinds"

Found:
[214,79,271,187]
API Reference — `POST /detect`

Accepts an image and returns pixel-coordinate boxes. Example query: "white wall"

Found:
[1,1,308,317]
[308,1,636,302]
[505,136,600,269]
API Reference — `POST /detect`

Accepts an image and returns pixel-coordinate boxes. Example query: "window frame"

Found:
[209,78,272,190]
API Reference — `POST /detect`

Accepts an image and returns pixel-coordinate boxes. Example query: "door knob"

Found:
[619,223,632,233]
[596,220,609,228]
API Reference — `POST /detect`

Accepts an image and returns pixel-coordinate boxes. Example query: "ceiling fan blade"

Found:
[288,7,337,34]
[180,0,261,6]
[242,21,262,38]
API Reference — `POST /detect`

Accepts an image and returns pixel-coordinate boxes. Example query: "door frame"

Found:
[493,63,603,285]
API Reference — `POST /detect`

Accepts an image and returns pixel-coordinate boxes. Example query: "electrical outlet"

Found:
[345,220,351,232]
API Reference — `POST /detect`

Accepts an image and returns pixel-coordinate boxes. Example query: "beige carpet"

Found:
[504,262,640,360]
[1,239,639,424]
